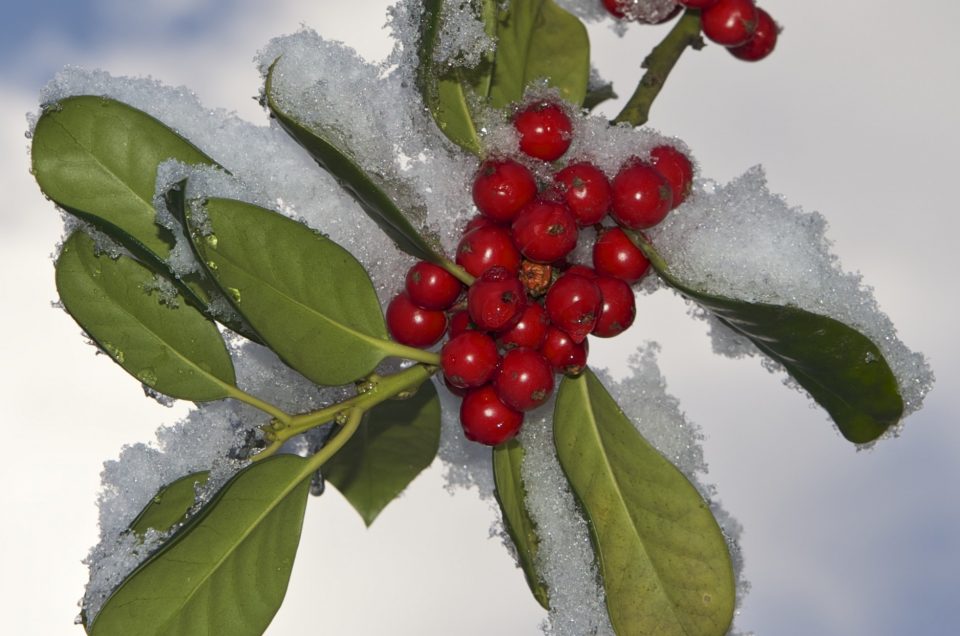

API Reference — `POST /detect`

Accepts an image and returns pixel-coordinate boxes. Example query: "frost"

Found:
[557,0,679,25]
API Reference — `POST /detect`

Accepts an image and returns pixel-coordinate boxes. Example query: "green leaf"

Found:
[55,232,236,401]
[89,455,311,636]
[185,197,395,386]
[416,0,496,154]
[324,381,441,526]
[635,233,904,444]
[493,439,549,609]
[264,64,453,270]
[31,96,260,341]
[554,370,735,636]
[488,0,590,108]
[32,96,213,261]
[129,472,210,536]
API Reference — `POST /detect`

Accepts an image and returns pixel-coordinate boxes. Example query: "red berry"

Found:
[564,264,598,280]
[678,0,719,8]
[464,214,494,233]
[554,162,612,226]
[448,309,474,338]
[610,161,674,229]
[405,261,463,310]
[601,0,627,19]
[514,102,573,162]
[494,348,555,411]
[499,302,549,350]
[460,385,524,445]
[541,326,589,376]
[456,225,521,277]
[649,145,694,208]
[467,266,527,332]
[593,227,650,283]
[472,159,538,223]
[442,331,501,389]
[702,0,759,47]
[511,200,579,264]
[729,7,778,61]
[386,293,447,347]
[545,272,602,343]
[592,276,637,338]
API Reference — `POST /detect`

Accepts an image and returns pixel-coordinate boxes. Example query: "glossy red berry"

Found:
[729,7,778,61]
[649,145,694,208]
[545,272,602,343]
[460,385,524,445]
[541,326,588,376]
[464,214,494,233]
[494,348,555,411]
[456,225,521,277]
[514,102,573,162]
[702,0,759,47]
[386,293,447,347]
[472,159,538,223]
[467,266,527,332]
[448,309,474,338]
[499,302,549,350]
[442,331,501,389]
[405,261,463,310]
[601,0,627,19]
[592,227,650,283]
[554,162,612,226]
[678,0,719,8]
[610,160,674,229]
[592,276,637,338]
[511,200,579,264]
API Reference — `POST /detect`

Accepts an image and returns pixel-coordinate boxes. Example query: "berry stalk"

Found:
[613,10,704,127]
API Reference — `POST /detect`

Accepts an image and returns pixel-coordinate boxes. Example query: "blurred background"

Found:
[1,1,957,634]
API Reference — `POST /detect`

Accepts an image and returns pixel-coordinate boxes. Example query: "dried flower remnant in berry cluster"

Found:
[387,99,695,445]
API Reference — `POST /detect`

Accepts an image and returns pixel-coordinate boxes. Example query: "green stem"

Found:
[382,340,442,366]
[613,11,704,127]
[252,363,438,461]
[441,256,475,286]
[224,385,293,425]
[302,407,364,474]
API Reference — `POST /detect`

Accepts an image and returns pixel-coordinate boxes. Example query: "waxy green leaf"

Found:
[635,233,904,443]
[264,64,453,270]
[55,232,236,401]
[32,96,260,341]
[417,0,496,154]
[129,472,210,536]
[488,0,590,108]
[89,455,311,636]
[554,370,735,636]
[185,197,395,386]
[493,439,549,609]
[324,381,441,526]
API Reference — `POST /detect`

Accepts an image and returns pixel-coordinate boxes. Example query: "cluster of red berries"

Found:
[386,100,693,446]
[603,0,779,62]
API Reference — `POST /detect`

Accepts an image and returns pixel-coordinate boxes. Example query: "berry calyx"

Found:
[554,162,612,226]
[592,227,650,283]
[541,326,589,376]
[511,200,579,264]
[545,272,602,343]
[456,225,521,277]
[472,159,538,223]
[460,385,524,445]
[592,276,637,338]
[467,266,527,332]
[494,348,555,411]
[513,102,573,162]
[701,0,759,47]
[649,145,694,208]
[499,302,549,350]
[405,261,463,310]
[442,331,501,389]
[386,293,447,347]
[610,160,674,229]
[729,7,778,61]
